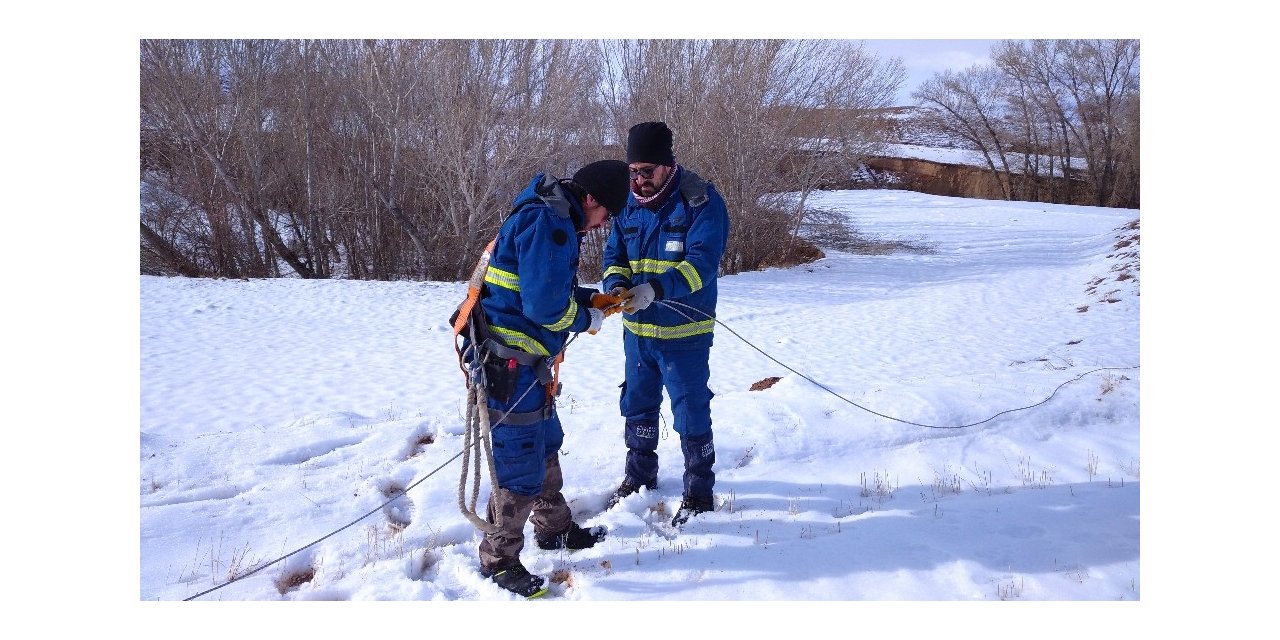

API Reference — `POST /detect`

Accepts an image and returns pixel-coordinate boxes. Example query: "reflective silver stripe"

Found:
[490,326,551,356]
[622,318,714,340]
[544,301,579,332]
[484,265,520,292]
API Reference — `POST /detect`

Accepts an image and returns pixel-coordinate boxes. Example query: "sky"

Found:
[863,39,1002,105]
[139,183,1147,627]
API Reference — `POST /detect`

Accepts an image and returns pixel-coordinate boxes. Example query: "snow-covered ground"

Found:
[140,188,1139,613]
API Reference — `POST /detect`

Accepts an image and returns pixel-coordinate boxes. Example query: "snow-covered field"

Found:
[140,188,1140,613]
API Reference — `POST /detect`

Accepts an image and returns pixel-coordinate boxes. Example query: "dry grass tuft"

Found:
[758,238,826,269]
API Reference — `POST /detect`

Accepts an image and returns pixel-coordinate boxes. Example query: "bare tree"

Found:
[598,39,904,274]
[993,39,1140,207]
[421,39,608,280]
[142,39,1130,282]
[141,39,245,277]
[914,65,1016,200]
[140,39,317,278]
[764,41,905,251]
[997,73,1055,202]
[271,39,341,278]
[320,40,434,279]
[908,39,1140,208]
[1063,39,1140,207]
[994,40,1081,203]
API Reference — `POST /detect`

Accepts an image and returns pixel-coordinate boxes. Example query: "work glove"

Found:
[620,282,656,314]
[586,307,604,335]
[590,291,625,318]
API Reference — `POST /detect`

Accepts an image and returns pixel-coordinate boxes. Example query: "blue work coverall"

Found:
[601,166,730,502]
[476,174,600,569]
[479,174,600,494]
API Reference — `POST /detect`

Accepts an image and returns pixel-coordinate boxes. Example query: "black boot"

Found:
[536,522,608,551]
[606,478,656,509]
[671,494,715,528]
[480,563,548,599]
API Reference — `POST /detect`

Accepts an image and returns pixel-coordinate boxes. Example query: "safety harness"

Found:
[449,174,577,530]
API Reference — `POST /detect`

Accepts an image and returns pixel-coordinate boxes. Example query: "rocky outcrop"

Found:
[861,155,1095,205]
[864,156,1010,200]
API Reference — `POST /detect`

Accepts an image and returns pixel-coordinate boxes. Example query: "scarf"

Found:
[633,164,680,210]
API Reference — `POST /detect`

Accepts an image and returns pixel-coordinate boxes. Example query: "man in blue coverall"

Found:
[475,159,630,598]
[603,122,731,528]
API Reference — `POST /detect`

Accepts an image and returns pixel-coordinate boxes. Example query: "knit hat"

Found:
[572,159,631,215]
[626,121,675,166]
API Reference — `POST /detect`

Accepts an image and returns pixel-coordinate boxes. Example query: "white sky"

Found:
[861,39,1002,105]
[140,190,1143,622]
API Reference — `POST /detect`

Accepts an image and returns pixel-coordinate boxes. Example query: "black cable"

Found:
[183,347,558,601]
[184,302,1132,599]
[656,299,1139,430]
[182,444,465,600]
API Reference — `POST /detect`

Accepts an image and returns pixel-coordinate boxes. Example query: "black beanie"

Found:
[626,121,675,166]
[572,159,630,215]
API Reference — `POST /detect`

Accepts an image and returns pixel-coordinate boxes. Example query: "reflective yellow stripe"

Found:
[490,327,551,356]
[675,261,703,292]
[622,319,714,340]
[544,301,579,332]
[484,265,520,292]
[629,258,680,274]
[625,258,702,292]
[604,265,633,280]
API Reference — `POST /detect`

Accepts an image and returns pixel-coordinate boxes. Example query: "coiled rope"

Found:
[457,355,499,533]
[455,346,546,533]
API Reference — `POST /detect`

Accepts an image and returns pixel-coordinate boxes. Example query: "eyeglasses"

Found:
[629,165,658,179]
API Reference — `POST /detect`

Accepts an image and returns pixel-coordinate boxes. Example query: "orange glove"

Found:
[591,292,625,318]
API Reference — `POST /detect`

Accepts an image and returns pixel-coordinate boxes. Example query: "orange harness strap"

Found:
[546,352,563,406]
[453,236,498,383]
[452,234,566,410]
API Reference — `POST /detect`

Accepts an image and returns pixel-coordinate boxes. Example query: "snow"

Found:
[882,143,994,167]
[881,143,1088,175]
[138,189,1144,627]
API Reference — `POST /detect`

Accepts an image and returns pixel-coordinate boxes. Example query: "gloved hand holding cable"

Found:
[619,282,659,314]
[591,291,626,317]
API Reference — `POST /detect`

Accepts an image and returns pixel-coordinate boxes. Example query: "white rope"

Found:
[456,332,573,533]
[458,371,500,533]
